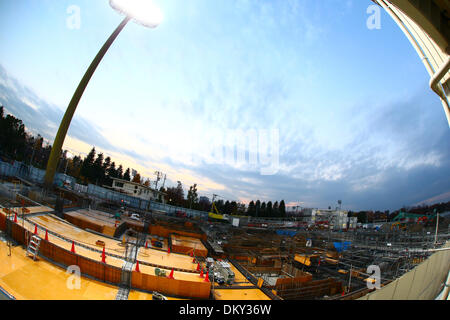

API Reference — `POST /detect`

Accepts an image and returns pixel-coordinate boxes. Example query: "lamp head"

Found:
[109,0,163,28]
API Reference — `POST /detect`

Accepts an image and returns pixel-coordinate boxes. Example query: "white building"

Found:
[110,178,166,203]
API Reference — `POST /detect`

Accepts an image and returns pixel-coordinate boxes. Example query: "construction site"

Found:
[0,176,449,301]
[1,0,450,302]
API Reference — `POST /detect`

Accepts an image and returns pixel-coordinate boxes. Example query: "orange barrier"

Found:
[0,212,5,231]
[131,271,211,299]
[3,214,210,298]
[170,234,208,257]
[7,220,122,285]
[149,225,206,241]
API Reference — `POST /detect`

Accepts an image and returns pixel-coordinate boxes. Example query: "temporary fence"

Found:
[0,160,211,219]
[0,212,211,299]
[131,271,211,299]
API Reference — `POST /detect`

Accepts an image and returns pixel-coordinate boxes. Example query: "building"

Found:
[110,178,166,203]
[373,0,450,126]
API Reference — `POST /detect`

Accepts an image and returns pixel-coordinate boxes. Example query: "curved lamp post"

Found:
[43,0,163,188]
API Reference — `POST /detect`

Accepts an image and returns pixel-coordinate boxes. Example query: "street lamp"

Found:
[43,0,163,188]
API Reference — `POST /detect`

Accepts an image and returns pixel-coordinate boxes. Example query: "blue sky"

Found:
[1,0,449,211]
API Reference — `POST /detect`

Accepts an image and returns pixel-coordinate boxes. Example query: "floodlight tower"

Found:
[44,0,163,188]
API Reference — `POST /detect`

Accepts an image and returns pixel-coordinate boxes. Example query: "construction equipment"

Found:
[213,260,235,285]
[26,235,41,261]
[155,268,167,277]
[390,222,407,231]
[208,201,225,220]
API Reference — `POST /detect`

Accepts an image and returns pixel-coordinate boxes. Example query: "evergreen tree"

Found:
[255,200,261,217]
[123,168,131,181]
[116,165,123,180]
[261,202,267,217]
[279,200,286,218]
[102,156,111,177]
[107,162,117,179]
[273,201,279,217]
[247,201,256,217]
[267,201,273,217]
[81,147,96,182]
[93,153,104,184]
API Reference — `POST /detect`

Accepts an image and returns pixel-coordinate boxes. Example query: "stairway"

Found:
[26,235,41,261]
[115,261,133,300]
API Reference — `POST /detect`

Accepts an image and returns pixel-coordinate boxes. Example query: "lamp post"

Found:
[44,0,163,188]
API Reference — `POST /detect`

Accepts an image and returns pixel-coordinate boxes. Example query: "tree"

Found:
[187,184,199,209]
[81,147,96,183]
[117,165,124,180]
[230,201,238,215]
[123,168,131,181]
[0,106,27,159]
[237,203,246,216]
[279,200,286,218]
[267,201,273,217]
[93,153,104,184]
[247,201,256,217]
[261,202,267,217]
[273,201,279,217]
[255,200,261,217]
[132,173,142,184]
[107,162,117,179]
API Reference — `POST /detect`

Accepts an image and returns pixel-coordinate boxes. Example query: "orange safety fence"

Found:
[171,244,208,258]
[131,271,211,299]
[149,225,206,241]
[0,212,5,231]
[6,220,123,285]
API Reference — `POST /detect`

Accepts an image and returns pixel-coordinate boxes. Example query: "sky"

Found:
[0,0,449,211]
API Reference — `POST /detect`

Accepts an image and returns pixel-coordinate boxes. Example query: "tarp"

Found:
[276,230,297,237]
[333,241,352,252]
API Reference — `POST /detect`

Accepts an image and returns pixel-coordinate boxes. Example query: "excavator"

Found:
[208,201,225,221]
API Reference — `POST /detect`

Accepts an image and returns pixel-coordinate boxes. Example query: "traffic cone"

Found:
[199,269,204,278]
[71,241,76,253]
[204,271,210,282]
[45,230,49,241]
[168,269,174,279]
[34,224,38,235]
[196,263,200,272]
[101,246,106,263]
[135,261,140,272]
[14,212,17,223]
